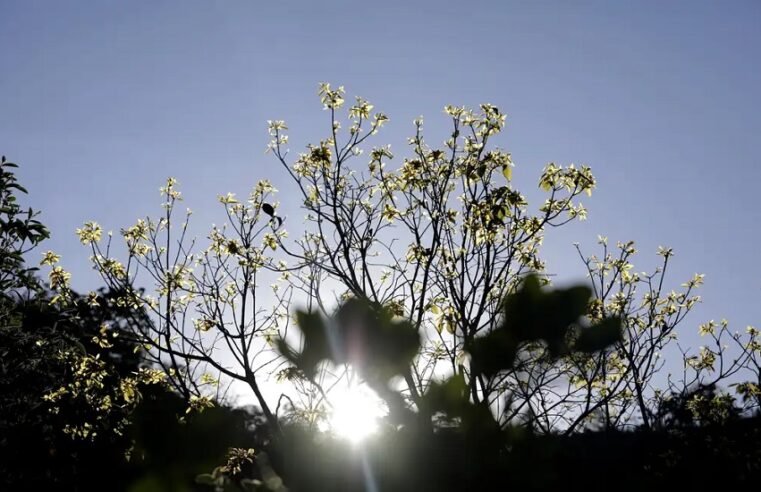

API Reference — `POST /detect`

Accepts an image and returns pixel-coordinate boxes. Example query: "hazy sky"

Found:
[2,1,760,361]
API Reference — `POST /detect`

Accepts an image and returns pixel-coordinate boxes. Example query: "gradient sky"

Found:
[2,1,760,366]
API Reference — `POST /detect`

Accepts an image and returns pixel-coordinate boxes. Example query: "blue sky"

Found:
[2,0,760,354]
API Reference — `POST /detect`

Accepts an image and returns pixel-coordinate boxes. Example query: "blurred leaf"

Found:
[467,329,518,378]
[335,298,420,381]
[422,374,470,417]
[422,373,501,441]
[470,275,617,377]
[195,473,217,486]
[277,298,420,384]
[277,310,330,380]
[574,317,622,353]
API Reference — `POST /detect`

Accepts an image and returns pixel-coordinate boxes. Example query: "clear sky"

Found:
[2,0,760,360]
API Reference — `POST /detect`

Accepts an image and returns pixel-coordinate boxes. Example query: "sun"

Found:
[324,381,387,443]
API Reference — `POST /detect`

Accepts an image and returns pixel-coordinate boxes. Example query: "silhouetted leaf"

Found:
[277,298,420,384]
[421,374,470,417]
[277,310,331,380]
[467,329,518,378]
[470,275,612,376]
[574,317,622,353]
[329,298,419,382]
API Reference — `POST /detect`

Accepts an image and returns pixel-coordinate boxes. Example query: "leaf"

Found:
[503,277,591,357]
[574,317,622,353]
[334,298,420,381]
[467,329,518,378]
[261,203,275,216]
[195,473,217,486]
[422,373,502,440]
[278,299,420,384]
[502,164,512,181]
[422,373,469,417]
[276,310,331,380]
[7,183,28,194]
[469,275,612,376]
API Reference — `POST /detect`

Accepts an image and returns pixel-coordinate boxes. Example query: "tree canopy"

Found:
[3,85,761,489]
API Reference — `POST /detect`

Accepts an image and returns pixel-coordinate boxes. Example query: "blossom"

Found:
[76,222,102,244]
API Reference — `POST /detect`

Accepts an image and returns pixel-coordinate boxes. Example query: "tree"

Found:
[64,84,759,444]
[0,155,49,312]
[0,157,169,490]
